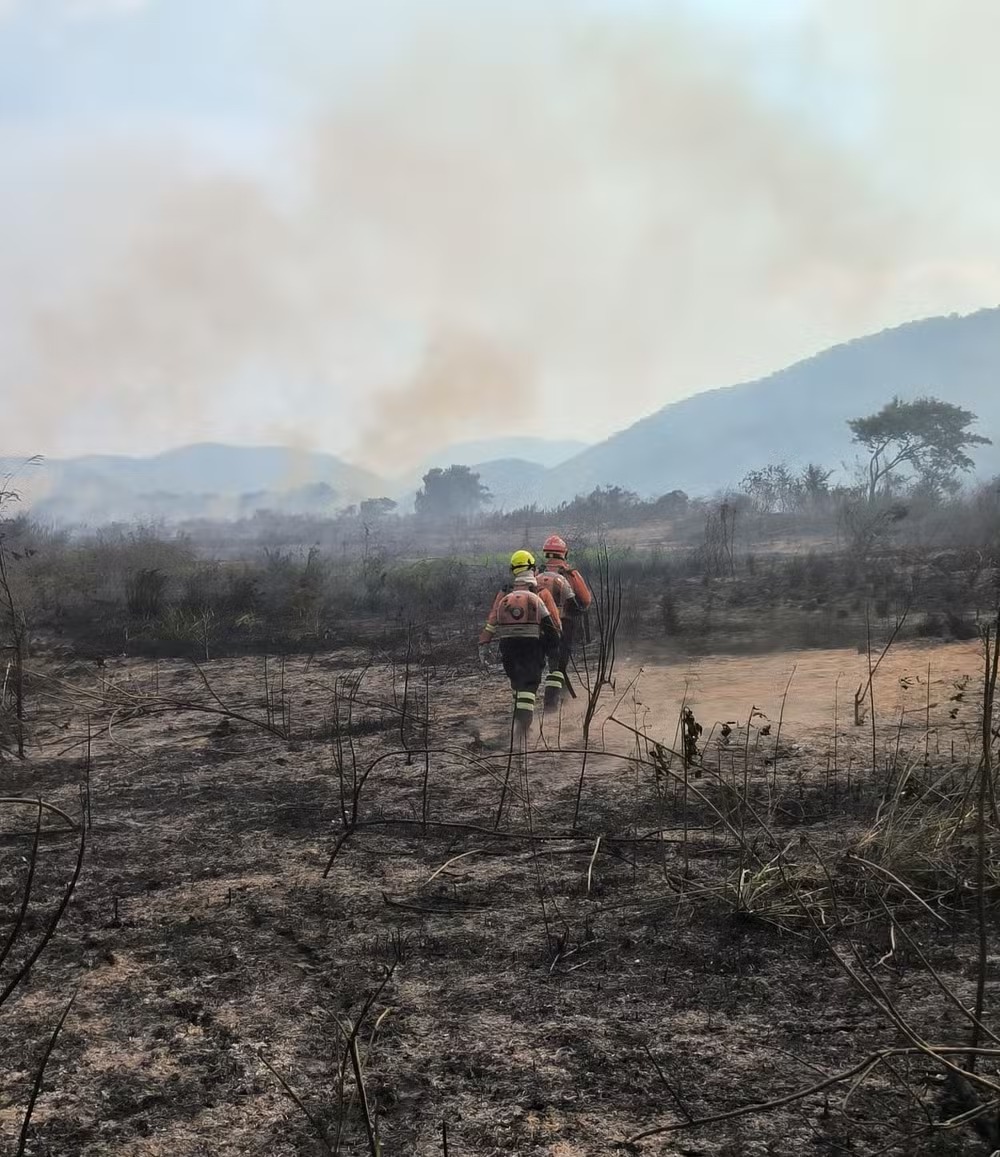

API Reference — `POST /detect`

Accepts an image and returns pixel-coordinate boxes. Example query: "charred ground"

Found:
[2,489,1000,1154]
[0,633,998,1155]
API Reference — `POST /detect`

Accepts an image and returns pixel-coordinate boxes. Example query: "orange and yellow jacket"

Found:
[535,570,577,619]
[479,578,562,645]
[543,558,592,614]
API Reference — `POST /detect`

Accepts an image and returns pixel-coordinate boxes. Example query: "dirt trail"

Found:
[455,638,988,803]
[613,638,984,742]
[461,638,985,772]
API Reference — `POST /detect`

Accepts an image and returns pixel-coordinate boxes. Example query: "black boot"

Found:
[514,689,536,735]
[543,669,565,711]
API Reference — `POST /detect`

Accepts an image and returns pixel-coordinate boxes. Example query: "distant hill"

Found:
[417,437,587,473]
[546,307,1000,501]
[64,442,382,496]
[394,438,588,512]
[17,443,384,525]
[9,308,1000,525]
[462,458,548,512]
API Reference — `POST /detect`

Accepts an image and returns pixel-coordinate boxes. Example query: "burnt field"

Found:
[2,631,1000,1156]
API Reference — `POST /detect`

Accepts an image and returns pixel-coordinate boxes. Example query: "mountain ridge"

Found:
[7,306,1000,522]
[544,306,1000,500]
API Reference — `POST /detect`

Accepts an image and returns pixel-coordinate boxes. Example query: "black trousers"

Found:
[557,614,578,673]
[500,638,546,715]
[500,638,546,691]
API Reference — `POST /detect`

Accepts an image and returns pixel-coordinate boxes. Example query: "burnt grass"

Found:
[0,652,995,1155]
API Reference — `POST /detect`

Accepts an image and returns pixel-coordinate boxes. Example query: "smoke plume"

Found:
[3,0,999,475]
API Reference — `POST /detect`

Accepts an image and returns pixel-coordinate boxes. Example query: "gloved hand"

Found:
[478,644,493,671]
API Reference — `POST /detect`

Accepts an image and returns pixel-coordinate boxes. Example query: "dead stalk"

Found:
[324,669,376,876]
[572,543,622,829]
[259,1052,336,1155]
[770,667,796,791]
[16,988,78,1157]
[0,536,27,758]
[0,806,87,1011]
[628,1047,1000,1144]
[336,963,397,1157]
[586,836,602,896]
[421,668,431,833]
[0,803,43,971]
[0,797,78,829]
[970,612,1000,1070]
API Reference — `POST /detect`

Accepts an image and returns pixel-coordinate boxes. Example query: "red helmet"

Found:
[543,534,568,558]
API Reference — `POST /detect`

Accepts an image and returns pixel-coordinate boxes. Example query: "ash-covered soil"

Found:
[0,642,993,1155]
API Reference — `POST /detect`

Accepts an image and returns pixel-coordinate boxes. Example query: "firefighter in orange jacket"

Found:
[479,550,561,733]
[540,535,592,698]
[535,566,578,709]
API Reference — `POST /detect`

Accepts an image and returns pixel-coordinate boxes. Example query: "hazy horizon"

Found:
[11,301,997,479]
[23,431,592,473]
[4,1,1000,473]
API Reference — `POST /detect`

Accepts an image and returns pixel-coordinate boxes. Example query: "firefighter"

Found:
[479,550,561,734]
[540,534,592,693]
[534,566,577,709]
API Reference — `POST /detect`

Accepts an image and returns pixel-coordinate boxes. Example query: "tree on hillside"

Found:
[848,396,990,503]
[801,463,833,502]
[558,485,640,524]
[644,489,690,520]
[360,497,397,521]
[415,465,491,520]
[740,464,800,513]
[741,463,835,514]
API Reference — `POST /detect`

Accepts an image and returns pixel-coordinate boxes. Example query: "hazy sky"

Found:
[2,0,999,474]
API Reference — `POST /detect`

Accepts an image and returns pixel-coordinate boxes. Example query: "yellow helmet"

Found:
[510,549,536,574]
